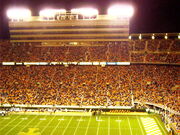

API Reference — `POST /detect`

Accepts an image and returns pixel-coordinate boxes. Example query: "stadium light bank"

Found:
[6,8,31,21]
[71,8,99,17]
[7,5,134,20]
[39,9,66,18]
[107,4,134,18]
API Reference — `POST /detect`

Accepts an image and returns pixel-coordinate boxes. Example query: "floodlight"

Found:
[71,8,98,17]
[39,9,66,18]
[165,33,168,39]
[107,4,134,17]
[152,34,155,39]
[7,8,31,20]
[139,34,142,40]
[178,34,180,39]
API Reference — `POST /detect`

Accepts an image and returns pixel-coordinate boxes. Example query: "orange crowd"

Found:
[0,40,179,130]
[0,65,179,112]
[0,40,179,63]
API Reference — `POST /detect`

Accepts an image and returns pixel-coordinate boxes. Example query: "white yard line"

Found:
[0,115,21,131]
[41,115,57,134]
[118,116,121,135]
[73,116,82,135]
[127,117,133,135]
[136,116,145,135]
[34,115,48,128]
[17,115,38,133]
[96,116,101,135]
[108,117,110,135]
[85,116,92,135]
[5,115,28,135]
[62,116,73,135]
[154,116,167,134]
[50,116,65,135]
[0,117,10,124]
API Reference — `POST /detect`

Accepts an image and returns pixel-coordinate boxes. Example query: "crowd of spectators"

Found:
[171,114,180,130]
[0,66,133,106]
[0,40,179,130]
[159,110,180,130]
[0,40,179,63]
[0,65,178,111]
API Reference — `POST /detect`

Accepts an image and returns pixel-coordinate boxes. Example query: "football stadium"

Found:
[0,1,179,135]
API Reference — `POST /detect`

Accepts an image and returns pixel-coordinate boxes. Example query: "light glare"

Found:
[139,34,142,40]
[165,33,168,39]
[71,8,98,17]
[39,9,66,17]
[108,4,134,17]
[7,8,31,20]
[152,34,155,39]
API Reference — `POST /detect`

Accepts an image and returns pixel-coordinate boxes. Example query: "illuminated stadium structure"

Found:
[0,5,179,135]
[7,7,132,43]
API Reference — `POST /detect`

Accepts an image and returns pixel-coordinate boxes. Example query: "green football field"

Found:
[0,114,168,135]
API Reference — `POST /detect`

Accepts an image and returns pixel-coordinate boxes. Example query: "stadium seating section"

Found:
[0,65,179,112]
[0,40,179,129]
[0,40,179,63]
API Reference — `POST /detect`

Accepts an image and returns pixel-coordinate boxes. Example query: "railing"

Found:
[0,104,132,109]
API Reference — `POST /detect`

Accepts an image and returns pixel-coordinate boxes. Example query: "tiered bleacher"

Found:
[0,39,179,130]
[0,40,179,63]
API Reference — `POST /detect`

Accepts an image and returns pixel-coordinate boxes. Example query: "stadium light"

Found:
[107,4,134,18]
[7,8,31,20]
[139,34,142,40]
[165,33,168,39]
[71,8,98,17]
[39,9,66,18]
[178,34,180,39]
[152,34,155,40]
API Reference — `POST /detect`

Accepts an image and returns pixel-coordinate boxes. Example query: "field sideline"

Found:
[0,114,168,135]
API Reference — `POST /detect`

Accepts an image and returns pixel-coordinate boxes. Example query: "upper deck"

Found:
[9,14,130,43]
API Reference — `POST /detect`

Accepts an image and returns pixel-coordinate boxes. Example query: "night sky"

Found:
[0,0,180,39]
